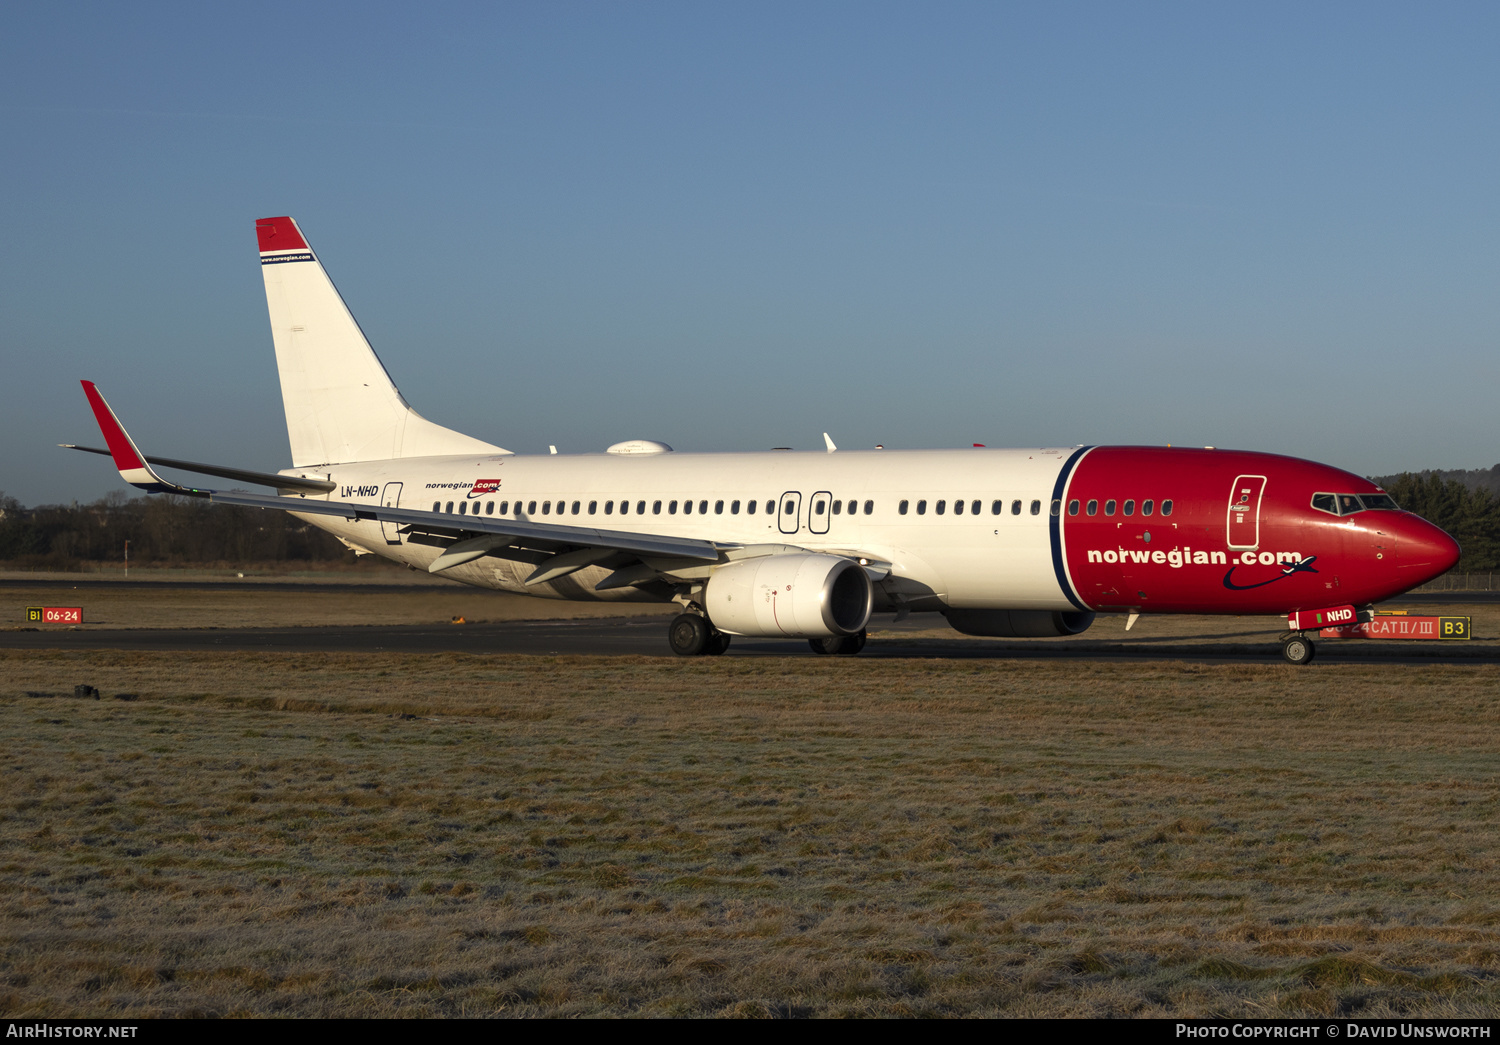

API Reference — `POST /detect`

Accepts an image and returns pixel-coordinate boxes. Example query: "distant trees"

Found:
[1376,474,1500,573]
[0,492,365,569]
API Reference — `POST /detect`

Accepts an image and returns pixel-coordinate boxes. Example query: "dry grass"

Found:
[2,649,1499,1017]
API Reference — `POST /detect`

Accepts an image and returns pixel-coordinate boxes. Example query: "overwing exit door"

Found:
[1226,475,1266,549]
[778,491,802,534]
[809,491,832,534]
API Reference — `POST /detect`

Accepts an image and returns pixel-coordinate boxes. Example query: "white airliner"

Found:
[72,217,1459,662]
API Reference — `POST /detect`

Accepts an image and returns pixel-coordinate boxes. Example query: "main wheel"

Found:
[1282,634,1316,665]
[705,631,732,656]
[808,631,867,656]
[669,613,711,656]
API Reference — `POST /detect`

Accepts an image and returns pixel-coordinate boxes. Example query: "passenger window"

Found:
[715,500,724,514]
[618,500,628,515]
[1086,499,1097,516]
[992,500,1003,515]
[971,500,980,515]
[814,499,826,515]
[832,500,842,515]
[864,500,874,514]
[699,500,708,514]
[1032,500,1042,516]
[446,502,454,513]
[1104,500,1115,516]
[1011,500,1022,516]
[747,500,756,515]
[499,501,508,514]
[899,500,909,515]
[486,501,494,515]
[604,500,613,515]
[670,500,679,514]
[783,499,794,515]
[731,500,740,514]
[1161,500,1173,516]
[935,500,946,515]
[953,499,964,516]
[572,501,581,515]
[1123,499,1134,516]
[653,500,662,515]
[432,501,440,512]
[1142,500,1153,516]
[1050,500,1060,517]
[1068,500,1080,516]
[918,500,930,515]
[541,502,549,515]
[526,501,536,515]
[637,500,646,515]
[766,500,775,514]
[587,501,596,515]
[459,502,466,515]
[683,500,692,515]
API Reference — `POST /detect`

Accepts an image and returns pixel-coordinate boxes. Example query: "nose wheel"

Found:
[1281,633,1316,665]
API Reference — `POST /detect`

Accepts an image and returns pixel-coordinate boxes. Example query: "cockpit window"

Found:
[1314,492,1387,516]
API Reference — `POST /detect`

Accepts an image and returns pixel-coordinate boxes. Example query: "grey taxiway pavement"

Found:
[3,579,1494,662]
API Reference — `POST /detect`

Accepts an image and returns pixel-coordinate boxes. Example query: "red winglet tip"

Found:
[79,381,145,471]
[255,216,308,253]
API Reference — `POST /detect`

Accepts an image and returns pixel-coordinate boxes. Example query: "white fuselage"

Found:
[289,446,1078,610]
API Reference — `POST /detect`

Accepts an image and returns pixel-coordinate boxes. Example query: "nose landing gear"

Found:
[1281,632,1316,665]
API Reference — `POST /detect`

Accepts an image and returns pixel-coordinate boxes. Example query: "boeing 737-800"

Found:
[70,216,1460,663]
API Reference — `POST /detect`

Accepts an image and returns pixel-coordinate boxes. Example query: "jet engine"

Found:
[944,609,1095,637]
[705,554,872,638]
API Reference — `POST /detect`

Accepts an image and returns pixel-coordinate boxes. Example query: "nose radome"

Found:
[1399,515,1461,581]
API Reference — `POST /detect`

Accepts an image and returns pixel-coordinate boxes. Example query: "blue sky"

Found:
[4,2,1497,505]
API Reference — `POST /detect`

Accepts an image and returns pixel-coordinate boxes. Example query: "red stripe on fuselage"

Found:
[1060,447,1458,614]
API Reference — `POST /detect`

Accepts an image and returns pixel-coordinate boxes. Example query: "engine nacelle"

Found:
[705,554,872,638]
[944,609,1096,637]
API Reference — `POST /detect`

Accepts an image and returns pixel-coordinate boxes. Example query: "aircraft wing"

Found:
[75,380,723,582]
[61,443,335,495]
[210,489,723,565]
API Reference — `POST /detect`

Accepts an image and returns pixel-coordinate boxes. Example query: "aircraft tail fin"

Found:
[256,216,507,467]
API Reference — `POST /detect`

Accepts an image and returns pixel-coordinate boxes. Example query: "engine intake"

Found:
[705,554,872,638]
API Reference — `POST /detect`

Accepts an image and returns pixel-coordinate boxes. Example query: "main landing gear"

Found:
[1281,632,1316,666]
[809,631,867,656]
[668,613,731,657]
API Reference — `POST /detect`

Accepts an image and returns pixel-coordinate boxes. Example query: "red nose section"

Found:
[1400,515,1461,582]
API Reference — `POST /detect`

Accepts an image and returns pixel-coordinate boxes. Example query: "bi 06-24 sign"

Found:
[26,607,82,624]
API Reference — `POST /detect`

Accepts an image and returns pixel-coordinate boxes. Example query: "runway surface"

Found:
[3,615,1496,664]
[4,578,1494,663]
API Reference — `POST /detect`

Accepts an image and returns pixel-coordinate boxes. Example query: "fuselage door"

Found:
[380,482,403,545]
[809,491,832,534]
[1226,475,1267,549]
[778,491,802,535]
